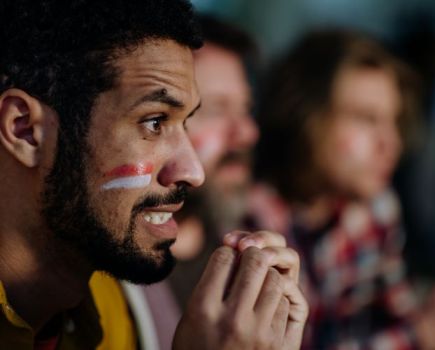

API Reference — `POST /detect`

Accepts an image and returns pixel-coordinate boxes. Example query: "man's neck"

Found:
[0,226,93,332]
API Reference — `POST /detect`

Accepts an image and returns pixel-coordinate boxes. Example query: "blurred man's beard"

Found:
[204,182,249,236]
[217,150,252,169]
[41,133,185,285]
[203,150,253,235]
[212,150,252,188]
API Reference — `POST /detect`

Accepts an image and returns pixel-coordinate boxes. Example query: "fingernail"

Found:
[239,238,258,250]
[223,233,238,246]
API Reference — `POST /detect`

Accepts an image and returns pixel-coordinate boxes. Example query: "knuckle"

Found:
[258,270,284,306]
[253,326,276,349]
[276,233,286,246]
[244,245,261,257]
[290,249,301,267]
[262,289,281,306]
[265,268,283,291]
[274,298,290,322]
[279,295,291,311]
[284,247,300,266]
[254,332,272,349]
[211,246,236,266]
[221,313,250,345]
[289,293,309,323]
[230,320,246,339]
[242,247,270,271]
[300,296,310,320]
[186,298,215,323]
[271,338,283,350]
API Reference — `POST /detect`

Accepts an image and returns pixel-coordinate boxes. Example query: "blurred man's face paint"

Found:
[189,43,259,192]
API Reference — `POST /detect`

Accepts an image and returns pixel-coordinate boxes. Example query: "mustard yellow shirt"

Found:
[0,272,136,349]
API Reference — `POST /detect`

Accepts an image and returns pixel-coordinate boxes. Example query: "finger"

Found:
[271,296,291,346]
[253,268,285,328]
[254,267,302,321]
[192,246,238,308]
[223,230,251,248]
[263,246,300,282]
[286,279,309,324]
[284,281,309,350]
[237,230,287,251]
[225,246,274,313]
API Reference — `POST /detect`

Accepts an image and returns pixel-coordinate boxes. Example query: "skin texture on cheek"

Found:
[101,162,154,191]
[190,130,226,171]
[329,128,385,197]
[336,129,372,169]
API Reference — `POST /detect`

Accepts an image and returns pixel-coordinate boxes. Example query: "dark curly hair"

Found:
[0,0,202,138]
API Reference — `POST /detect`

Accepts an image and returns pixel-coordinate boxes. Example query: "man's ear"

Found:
[0,89,55,168]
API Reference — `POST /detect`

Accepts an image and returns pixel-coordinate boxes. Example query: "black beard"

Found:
[41,130,186,284]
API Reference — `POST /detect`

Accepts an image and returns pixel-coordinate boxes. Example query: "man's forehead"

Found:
[110,39,198,109]
[116,39,194,77]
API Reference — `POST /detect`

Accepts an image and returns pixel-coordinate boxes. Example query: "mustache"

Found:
[131,184,188,216]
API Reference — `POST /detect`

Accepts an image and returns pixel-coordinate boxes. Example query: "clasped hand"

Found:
[173,230,308,350]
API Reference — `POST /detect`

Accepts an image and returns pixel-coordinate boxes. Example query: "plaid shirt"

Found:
[287,191,419,350]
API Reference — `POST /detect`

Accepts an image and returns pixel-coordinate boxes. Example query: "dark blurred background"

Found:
[192,0,435,61]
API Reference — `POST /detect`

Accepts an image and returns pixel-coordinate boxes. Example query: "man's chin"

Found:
[105,252,176,285]
[95,240,177,285]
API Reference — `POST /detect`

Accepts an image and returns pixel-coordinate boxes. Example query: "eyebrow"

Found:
[128,88,185,112]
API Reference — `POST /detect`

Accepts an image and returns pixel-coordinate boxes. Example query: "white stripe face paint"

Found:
[101,174,152,190]
[100,163,153,191]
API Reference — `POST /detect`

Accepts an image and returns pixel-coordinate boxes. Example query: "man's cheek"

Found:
[190,131,226,170]
[90,189,136,237]
[336,130,372,169]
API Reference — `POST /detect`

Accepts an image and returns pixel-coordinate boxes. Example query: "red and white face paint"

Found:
[101,163,153,191]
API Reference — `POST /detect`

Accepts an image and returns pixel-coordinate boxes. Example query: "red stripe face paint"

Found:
[101,163,154,191]
[105,163,154,177]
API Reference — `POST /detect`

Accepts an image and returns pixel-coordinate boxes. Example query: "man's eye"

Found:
[141,115,166,134]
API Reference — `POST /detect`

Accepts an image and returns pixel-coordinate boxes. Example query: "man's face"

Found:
[315,66,402,199]
[188,43,259,193]
[43,39,204,284]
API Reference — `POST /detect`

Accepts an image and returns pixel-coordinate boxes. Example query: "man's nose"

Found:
[157,132,205,189]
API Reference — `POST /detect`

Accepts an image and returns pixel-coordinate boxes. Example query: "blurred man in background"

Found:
[168,15,260,308]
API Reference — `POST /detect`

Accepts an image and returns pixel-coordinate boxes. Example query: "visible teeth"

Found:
[143,212,173,225]
[151,215,160,225]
